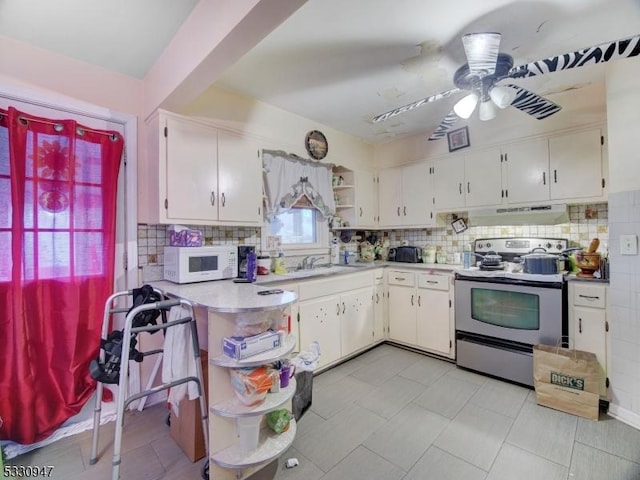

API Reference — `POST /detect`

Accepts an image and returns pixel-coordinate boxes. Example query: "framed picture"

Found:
[305,130,328,160]
[447,126,470,152]
[451,217,468,234]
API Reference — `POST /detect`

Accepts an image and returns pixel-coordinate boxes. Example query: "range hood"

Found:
[468,204,569,226]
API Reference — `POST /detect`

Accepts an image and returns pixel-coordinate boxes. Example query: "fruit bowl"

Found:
[574,252,601,278]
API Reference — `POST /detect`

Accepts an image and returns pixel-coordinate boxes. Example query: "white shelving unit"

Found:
[208,312,297,480]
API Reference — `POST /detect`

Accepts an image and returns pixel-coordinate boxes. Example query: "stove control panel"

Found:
[475,237,569,255]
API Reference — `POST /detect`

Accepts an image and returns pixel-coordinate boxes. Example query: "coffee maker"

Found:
[237,246,256,278]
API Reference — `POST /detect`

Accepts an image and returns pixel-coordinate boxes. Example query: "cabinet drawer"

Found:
[573,283,606,309]
[387,270,415,287]
[299,271,372,300]
[417,273,449,291]
[374,268,385,285]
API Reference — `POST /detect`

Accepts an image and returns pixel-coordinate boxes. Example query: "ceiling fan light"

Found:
[453,93,479,119]
[479,100,498,121]
[489,85,517,109]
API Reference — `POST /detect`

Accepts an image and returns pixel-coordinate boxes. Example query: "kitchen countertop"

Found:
[564,273,610,284]
[256,261,459,285]
[150,279,297,313]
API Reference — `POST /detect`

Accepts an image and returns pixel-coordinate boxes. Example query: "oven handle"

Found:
[454,275,564,289]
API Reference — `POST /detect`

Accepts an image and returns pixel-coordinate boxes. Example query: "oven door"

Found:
[454,277,564,346]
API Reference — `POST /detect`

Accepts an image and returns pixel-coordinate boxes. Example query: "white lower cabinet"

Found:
[341,287,376,355]
[568,281,609,397]
[387,270,417,344]
[416,273,452,356]
[297,271,375,370]
[298,295,343,369]
[388,269,454,358]
[373,269,387,342]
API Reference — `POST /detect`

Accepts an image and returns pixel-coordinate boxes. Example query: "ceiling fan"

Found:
[372,32,640,141]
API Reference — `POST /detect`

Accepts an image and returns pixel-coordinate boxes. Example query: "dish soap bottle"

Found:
[463,243,472,269]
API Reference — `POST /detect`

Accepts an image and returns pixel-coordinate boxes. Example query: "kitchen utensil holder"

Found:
[89,288,208,480]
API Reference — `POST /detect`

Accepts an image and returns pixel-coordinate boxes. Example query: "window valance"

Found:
[262,149,335,220]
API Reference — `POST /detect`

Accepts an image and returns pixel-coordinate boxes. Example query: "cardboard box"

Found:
[170,350,208,462]
[222,330,281,360]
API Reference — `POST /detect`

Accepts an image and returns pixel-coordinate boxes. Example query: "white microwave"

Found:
[164,246,238,283]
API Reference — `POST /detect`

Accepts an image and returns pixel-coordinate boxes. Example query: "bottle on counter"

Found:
[463,243,472,269]
[246,252,257,282]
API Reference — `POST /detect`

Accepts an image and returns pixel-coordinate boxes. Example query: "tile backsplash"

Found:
[137,203,608,280]
[137,225,261,282]
[385,203,609,255]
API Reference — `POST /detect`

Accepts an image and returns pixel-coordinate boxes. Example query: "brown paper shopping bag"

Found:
[533,343,601,420]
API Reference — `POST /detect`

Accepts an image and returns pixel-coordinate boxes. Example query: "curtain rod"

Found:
[0,108,122,141]
[263,149,335,169]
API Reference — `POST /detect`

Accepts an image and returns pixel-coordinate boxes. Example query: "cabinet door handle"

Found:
[579,318,582,334]
[221,192,226,206]
[467,182,470,194]
[426,280,438,284]
[403,206,407,216]
[543,172,546,185]
[578,294,600,301]
[394,277,406,281]
[411,294,414,306]
[459,183,462,194]
[210,191,215,206]
[397,206,401,217]
[376,293,379,304]
[554,169,557,183]
[359,207,363,217]
[342,302,346,314]
[337,303,340,315]
[418,295,421,307]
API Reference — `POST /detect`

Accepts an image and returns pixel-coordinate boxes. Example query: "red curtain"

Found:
[0,106,123,444]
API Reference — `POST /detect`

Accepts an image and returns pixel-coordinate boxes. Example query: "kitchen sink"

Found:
[258,263,376,283]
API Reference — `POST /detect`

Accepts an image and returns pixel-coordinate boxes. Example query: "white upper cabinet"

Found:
[378,167,404,227]
[502,138,550,204]
[549,129,603,200]
[354,170,378,228]
[165,115,219,222]
[217,130,262,223]
[378,163,435,227]
[464,147,503,208]
[402,162,435,226]
[432,154,465,210]
[142,110,262,226]
[433,148,501,210]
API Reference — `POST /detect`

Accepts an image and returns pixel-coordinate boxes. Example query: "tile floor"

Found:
[6,344,640,480]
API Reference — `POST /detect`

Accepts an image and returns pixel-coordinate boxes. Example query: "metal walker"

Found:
[89,287,209,480]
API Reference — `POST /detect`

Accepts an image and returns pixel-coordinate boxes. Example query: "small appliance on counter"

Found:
[164,245,237,283]
[388,245,422,263]
[237,245,256,278]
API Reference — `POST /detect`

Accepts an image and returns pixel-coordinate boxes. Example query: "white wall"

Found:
[605,58,640,429]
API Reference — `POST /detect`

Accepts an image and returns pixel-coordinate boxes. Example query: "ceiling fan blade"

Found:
[427,111,460,141]
[505,84,562,120]
[462,32,502,77]
[372,88,462,123]
[509,34,640,79]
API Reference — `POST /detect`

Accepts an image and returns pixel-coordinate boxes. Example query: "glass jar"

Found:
[422,245,436,264]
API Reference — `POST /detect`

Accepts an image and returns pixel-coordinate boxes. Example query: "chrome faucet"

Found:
[300,255,321,270]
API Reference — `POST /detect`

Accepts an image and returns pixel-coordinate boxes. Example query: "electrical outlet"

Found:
[620,234,638,255]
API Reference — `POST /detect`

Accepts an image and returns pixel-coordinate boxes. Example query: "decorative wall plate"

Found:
[305,130,328,160]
